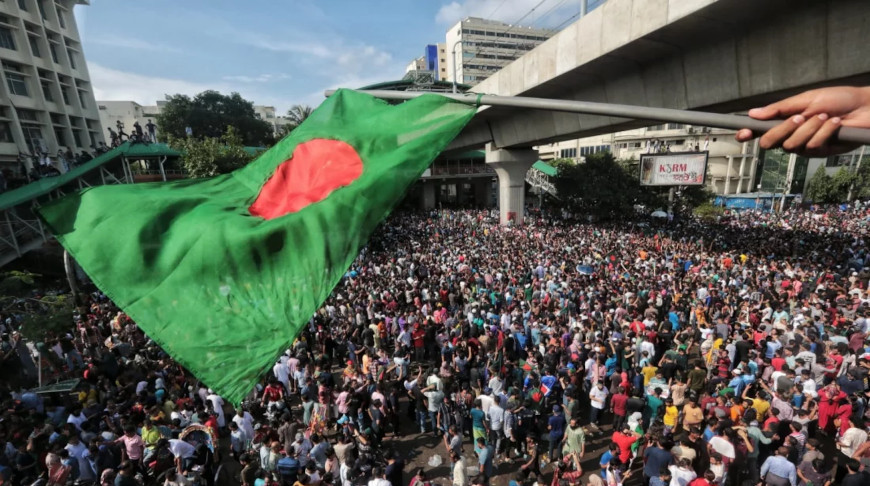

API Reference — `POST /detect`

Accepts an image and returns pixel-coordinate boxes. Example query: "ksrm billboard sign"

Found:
[639,152,709,186]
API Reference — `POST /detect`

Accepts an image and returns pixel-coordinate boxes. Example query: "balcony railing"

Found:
[427,164,495,177]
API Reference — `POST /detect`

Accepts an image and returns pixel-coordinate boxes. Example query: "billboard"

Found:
[639,152,708,186]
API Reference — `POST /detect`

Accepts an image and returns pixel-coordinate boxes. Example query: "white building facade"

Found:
[0,0,104,174]
[444,17,554,86]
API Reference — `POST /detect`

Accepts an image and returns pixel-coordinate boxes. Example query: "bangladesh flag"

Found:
[38,89,476,404]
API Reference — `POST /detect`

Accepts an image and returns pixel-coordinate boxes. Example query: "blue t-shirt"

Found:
[599,450,613,478]
[471,408,486,430]
[643,447,673,477]
[548,413,566,440]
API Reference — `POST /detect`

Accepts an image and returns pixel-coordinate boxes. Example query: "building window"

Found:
[5,72,28,96]
[0,26,16,50]
[17,0,27,11]
[37,0,47,20]
[28,36,43,57]
[56,8,65,28]
[54,127,65,146]
[0,121,12,143]
[77,90,86,108]
[21,125,43,152]
[71,129,81,147]
[16,109,38,121]
[49,43,59,63]
[40,80,52,101]
[61,87,70,105]
[560,148,577,158]
[67,49,76,68]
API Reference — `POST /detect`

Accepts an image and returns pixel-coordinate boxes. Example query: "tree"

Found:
[157,90,273,146]
[553,152,660,218]
[279,104,314,137]
[170,126,254,178]
[0,271,74,342]
[551,152,711,218]
[805,166,838,203]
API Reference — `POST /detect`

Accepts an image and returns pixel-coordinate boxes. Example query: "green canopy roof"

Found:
[0,142,180,211]
[532,160,558,177]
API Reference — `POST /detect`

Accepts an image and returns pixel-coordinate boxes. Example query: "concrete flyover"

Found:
[456,0,870,223]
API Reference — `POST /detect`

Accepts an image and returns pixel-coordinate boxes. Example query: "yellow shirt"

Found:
[142,426,161,448]
[750,398,770,418]
[663,405,679,426]
[641,366,658,386]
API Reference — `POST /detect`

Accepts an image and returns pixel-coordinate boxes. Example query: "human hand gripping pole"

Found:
[324,87,870,154]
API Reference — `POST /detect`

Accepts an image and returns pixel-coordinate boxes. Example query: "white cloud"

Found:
[221,73,292,83]
[87,62,302,112]
[87,62,224,105]
[436,0,575,27]
[86,35,182,53]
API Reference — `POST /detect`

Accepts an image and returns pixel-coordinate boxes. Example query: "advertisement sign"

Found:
[639,152,708,186]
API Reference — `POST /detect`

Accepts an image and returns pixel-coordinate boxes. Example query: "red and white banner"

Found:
[639,152,708,186]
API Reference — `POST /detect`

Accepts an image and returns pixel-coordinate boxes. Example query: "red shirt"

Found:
[611,432,638,462]
[412,329,425,348]
[771,357,785,371]
[611,393,628,416]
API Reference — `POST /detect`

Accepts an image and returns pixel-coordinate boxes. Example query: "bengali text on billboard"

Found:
[639,152,708,186]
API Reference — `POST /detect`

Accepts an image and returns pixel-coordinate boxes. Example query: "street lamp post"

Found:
[451,40,464,93]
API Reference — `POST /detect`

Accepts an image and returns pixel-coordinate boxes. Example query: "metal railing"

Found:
[428,164,495,177]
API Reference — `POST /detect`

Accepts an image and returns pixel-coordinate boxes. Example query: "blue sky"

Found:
[73,0,580,113]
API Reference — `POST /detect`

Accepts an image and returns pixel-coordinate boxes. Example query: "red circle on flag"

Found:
[249,138,364,220]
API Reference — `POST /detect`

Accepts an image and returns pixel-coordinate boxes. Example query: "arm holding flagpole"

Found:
[325,87,870,150]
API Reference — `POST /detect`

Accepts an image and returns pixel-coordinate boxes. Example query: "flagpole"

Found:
[324,89,870,145]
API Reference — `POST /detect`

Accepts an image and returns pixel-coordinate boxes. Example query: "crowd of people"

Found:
[1,200,870,486]
[3,84,870,486]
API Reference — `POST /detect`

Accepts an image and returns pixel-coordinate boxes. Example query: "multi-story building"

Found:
[444,17,555,86]
[253,105,288,137]
[0,0,104,175]
[403,43,448,81]
[97,100,160,141]
[610,125,755,195]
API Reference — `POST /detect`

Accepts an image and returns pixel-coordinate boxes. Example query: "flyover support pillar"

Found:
[485,143,536,225]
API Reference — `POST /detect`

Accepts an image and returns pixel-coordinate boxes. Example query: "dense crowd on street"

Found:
[2,201,870,486]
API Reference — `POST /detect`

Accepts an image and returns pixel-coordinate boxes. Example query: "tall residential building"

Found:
[445,17,555,86]
[0,0,104,174]
[403,43,447,81]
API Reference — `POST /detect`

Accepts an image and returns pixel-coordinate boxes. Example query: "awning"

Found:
[532,160,557,177]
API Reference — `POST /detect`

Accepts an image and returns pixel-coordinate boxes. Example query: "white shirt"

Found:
[668,465,697,486]
[273,361,289,385]
[479,394,494,414]
[233,411,255,439]
[169,439,196,459]
[840,427,868,457]
[453,458,468,486]
[368,479,391,486]
[708,436,735,459]
[589,386,609,409]
[206,394,226,427]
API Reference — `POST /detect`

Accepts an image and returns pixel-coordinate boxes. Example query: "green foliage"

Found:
[693,202,725,222]
[805,166,840,203]
[0,272,74,341]
[551,152,710,219]
[157,90,274,146]
[853,162,870,199]
[170,126,254,178]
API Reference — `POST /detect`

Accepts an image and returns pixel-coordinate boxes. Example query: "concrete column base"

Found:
[485,143,537,225]
[420,181,436,209]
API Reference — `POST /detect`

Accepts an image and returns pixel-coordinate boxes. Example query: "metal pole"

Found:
[847,145,866,201]
[324,89,870,146]
[64,250,80,305]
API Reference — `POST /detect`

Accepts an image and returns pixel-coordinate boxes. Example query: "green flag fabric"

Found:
[38,89,476,404]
